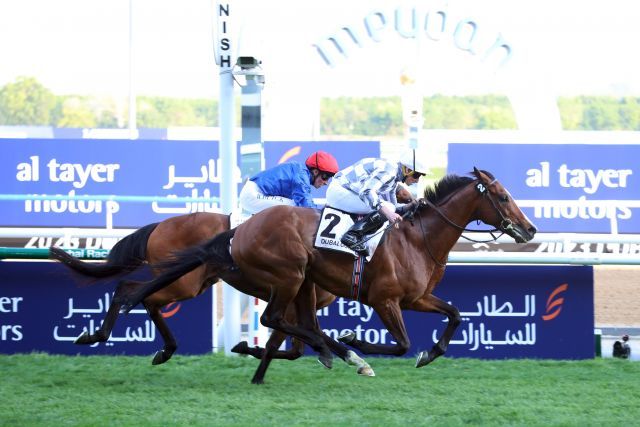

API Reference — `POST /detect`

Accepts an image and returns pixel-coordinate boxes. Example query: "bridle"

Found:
[412,178,514,267]
[352,178,515,267]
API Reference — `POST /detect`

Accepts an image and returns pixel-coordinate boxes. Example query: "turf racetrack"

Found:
[1,353,639,426]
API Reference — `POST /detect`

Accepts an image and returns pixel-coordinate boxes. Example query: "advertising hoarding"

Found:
[0,262,212,355]
[448,143,640,234]
[316,265,594,359]
[1,138,380,229]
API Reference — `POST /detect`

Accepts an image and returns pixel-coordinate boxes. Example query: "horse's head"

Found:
[472,167,537,243]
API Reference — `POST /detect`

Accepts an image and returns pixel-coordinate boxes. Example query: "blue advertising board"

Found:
[1,263,592,359]
[448,143,640,233]
[0,262,212,355]
[1,138,379,228]
[316,265,593,359]
[2,138,229,228]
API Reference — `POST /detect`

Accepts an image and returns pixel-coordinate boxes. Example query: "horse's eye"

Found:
[500,195,509,203]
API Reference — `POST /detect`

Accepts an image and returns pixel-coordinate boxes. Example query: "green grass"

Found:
[1,353,639,426]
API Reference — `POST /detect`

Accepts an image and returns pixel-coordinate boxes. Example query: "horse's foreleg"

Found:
[74,295,122,345]
[411,294,461,368]
[145,303,178,365]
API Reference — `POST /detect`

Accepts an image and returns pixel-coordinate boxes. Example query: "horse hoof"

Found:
[251,377,265,385]
[317,356,333,370]
[357,366,376,377]
[231,341,249,354]
[415,351,431,368]
[152,350,169,365]
[337,330,356,344]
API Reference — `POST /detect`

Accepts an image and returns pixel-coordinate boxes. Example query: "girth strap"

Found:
[351,254,366,301]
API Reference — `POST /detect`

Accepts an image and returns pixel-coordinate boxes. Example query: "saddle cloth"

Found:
[314,206,387,261]
[229,210,250,228]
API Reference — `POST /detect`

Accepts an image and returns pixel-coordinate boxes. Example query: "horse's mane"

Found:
[422,170,495,204]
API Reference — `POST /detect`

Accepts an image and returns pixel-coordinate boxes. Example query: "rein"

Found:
[420,199,505,244]
[350,178,510,266]
[354,206,417,247]
[412,178,512,267]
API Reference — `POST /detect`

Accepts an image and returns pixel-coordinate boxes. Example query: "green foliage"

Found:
[56,97,98,128]
[559,96,640,130]
[321,95,517,136]
[0,76,56,125]
[137,96,218,128]
[1,353,640,426]
[320,97,403,136]
[423,94,517,130]
[2,76,640,132]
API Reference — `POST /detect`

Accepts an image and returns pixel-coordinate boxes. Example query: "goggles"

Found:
[319,172,335,181]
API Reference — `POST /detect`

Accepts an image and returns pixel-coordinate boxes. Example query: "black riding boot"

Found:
[340,211,386,255]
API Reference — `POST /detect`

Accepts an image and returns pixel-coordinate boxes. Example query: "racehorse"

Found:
[49,213,366,370]
[118,168,536,384]
[49,186,415,370]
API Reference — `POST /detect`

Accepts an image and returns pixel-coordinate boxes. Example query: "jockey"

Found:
[326,149,429,255]
[239,150,339,214]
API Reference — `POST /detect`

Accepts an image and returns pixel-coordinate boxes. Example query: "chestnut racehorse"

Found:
[118,168,536,384]
[49,186,415,370]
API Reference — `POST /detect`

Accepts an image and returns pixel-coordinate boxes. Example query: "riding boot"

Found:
[340,210,386,255]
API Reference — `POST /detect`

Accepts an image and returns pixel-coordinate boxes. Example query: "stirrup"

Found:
[340,233,368,255]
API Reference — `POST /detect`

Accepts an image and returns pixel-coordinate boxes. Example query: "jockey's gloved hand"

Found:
[379,204,402,223]
[396,199,419,216]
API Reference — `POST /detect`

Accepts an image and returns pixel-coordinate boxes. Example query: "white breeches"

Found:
[239,180,296,214]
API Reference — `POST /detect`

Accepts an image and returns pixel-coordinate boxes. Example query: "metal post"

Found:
[216,1,242,356]
[240,77,263,182]
[128,0,137,138]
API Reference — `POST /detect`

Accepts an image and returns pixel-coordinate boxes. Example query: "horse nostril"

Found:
[529,226,537,235]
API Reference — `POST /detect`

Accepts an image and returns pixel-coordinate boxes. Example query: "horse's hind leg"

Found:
[145,303,178,365]
[251,281,331,384]
[322,329,375,377]
[232,302,307,360]
[74,295,122,345]
[232,331,304,361]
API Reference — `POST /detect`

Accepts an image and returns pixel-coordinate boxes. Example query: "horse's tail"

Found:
[49,222,158,281]
[120,228,236,311]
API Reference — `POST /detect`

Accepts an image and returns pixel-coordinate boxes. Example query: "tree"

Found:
[0,76,56,125]
[56,97,97,128]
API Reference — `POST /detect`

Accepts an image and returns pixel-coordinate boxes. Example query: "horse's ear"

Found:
[473,167,491,184]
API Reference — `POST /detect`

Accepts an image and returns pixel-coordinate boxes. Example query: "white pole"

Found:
[128,0,137,138]
[216,1,242,356]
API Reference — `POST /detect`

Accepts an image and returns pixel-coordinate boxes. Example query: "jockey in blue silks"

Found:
[239,151,340,214]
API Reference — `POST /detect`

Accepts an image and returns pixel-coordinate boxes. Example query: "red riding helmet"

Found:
[305,151,339,175]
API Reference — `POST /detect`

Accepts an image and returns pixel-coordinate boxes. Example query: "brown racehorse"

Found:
[49,185,415,369]
[118,168,536,384]
[49,213,372,372]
